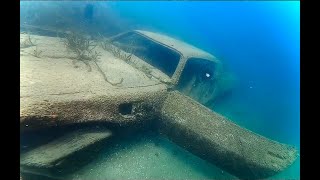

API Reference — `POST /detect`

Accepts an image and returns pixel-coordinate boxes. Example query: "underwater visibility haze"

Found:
[20,1,300,180]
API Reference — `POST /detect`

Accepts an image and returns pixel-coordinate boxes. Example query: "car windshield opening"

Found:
[112,32,181,77]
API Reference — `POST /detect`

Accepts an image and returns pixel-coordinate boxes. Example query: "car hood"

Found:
[20,34,165,99]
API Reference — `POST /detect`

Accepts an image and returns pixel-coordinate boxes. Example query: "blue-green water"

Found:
[109,1,300,147]
[20,1,300,179]
[22,131,299,180]
[78,131,299,180]
[63,131,237,180]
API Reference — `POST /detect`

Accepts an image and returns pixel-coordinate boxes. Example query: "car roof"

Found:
[134,30,219,63]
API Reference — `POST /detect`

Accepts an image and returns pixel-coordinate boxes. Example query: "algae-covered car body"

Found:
[21,30,222,131]
[20,29,298,180]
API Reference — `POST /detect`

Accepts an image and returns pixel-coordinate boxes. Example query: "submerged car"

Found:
[20,28,298,180]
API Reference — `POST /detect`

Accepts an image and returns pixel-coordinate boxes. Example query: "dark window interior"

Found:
[177,58,217,106]
[177,58,216,89]
[112,32,181,77]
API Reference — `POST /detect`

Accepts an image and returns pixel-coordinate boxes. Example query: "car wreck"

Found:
[20,29,298,180]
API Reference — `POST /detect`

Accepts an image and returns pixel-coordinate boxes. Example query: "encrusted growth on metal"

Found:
[159,91,298,179]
